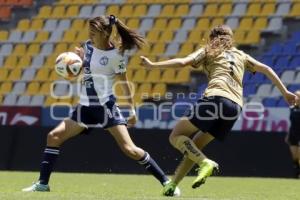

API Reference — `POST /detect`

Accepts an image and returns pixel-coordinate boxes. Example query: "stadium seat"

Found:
[167,18,182,30]
[287,3,300,17]
[161,68,176,83]
[147,30,160,42]
[137,83,152,95]
[70,19,85,31]
[174,4,189,17]
[35,68,50,81]
[159,30,173,42]
[145,68,161,83]
[127,18,140,30]
[152,83,166,96]
[0,68,8,81]
[106,4,119,15]
[12,82,26,95]
[36,6,52,19]
[17,19,30,31]
[195,18,210,31]
[244,30,261,45]
[21,68,36,81]
[245,2,261,16]
[31,19,44,30]
[26,44,40,56]
[231,2,247,17]
[150,43,165,55]
[0,30,8,41]
[3,94,17,105]
[0,6,11,20]
[188,4,203,17]
[160,4,175,17]
[218,3,232,16]
[65,5,79,18]
[51,6,66,18]
[30,95,45,106]
[253,17,268,30]
[132,68,146,83]
[0,81,12,94]
[119,4,133,18]
[7,68,22,81]
[61,30,77,42]
[202,4,218,17]
[17,55,31,68]
[259,3,275,16]
[132,4,147,17]
[3,55,18,69]
[239,17,253,30]
[176,68,190,83]
[153,18,168,30]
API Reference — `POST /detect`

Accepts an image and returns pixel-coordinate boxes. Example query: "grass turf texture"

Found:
[0,171,299,200]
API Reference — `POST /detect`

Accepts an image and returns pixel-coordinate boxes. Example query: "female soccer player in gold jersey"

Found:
[141,25,298,196]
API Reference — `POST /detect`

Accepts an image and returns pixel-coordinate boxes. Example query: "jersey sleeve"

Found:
[244,53,256,74]
[112,54,127,74]
[187,48,205,69]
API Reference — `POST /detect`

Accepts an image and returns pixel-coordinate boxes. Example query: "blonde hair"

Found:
[205,25,234,59]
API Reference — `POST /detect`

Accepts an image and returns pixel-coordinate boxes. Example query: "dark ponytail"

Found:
[109,15,146,53]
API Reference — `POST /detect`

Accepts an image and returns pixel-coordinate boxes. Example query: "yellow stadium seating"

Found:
[119,4,133,18]
[167,18,182,30]
[17,55,31,68]
[147,30,160,42]
[178,43,194,56]
[31,19,44,30]
[7,68,22,81]
[61,30,77,42]
[132,4,147,17]
[0,82,12,94]
[51,6,66,18]
[137,83,152,95]
[65,5,79,18]
[234,30,246,44]
[195,18,210,31]
[39,82,51,95]
[3,55,18,69]
[288,3,300,17]
[210,18,225,28]
[36,6,52,19]
[132,68,147,83]
[175,4,189,16]
[159,30,173,42]
[245,2,261,16]
[0,95,3,104]
[152,83,166,96]
[35,68,50,81]
[0,30,8,41]
[135,44,152,56]
[0,68,8,81]
[76,29,89,42]
[145,68,161,83]
[176,68,190,83]
[187,30,203,43]
[34,31,49,42]
[218,3,232,16]
[127,18,140,30]
[160,4,175,17]
[71,19,85,31]
[26,82,40,95]
[239,17,254,30]
[153,18,168,30]
[161,68,176,83]
[253,17,268,30]
[44,95,59,106]
[49,70,60,81]
[106,4,119,15]
[128,56,141,69]
[244,30,260,45]
[54,43,68,54]
[202,4,218,17]
[26,44,40,56]
[150,43,165,55]
[12,44,27,56]
[259,3,275,16]
[17,19,30,31]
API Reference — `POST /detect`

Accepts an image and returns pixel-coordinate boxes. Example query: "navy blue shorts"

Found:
[287,129,300,146]
[185,96,242,141]
[70,100,127,130]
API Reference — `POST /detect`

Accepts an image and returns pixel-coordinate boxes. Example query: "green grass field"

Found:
[0,171,299,200]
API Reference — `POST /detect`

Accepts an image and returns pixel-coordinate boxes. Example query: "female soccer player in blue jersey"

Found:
[23,15,173,192]
[141,25,298,196]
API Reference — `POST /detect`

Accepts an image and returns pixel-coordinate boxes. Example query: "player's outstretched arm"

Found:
[247,56,298,106]
[140,55,193,68]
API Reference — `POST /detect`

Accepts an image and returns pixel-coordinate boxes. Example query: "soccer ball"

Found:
[55,52,83,79]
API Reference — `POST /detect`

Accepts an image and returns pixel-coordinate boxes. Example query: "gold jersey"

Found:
[188,47,256,107]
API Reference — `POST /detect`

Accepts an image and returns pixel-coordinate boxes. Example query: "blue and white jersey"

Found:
[79,40,127,106]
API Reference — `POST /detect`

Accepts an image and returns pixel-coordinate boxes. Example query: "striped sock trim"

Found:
[138,152,150,165]
[44,148,60,155]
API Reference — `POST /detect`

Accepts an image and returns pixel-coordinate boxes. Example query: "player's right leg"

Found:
[22,118,85,192]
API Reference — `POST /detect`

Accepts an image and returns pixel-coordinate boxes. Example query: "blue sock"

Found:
[38,147,60,185]
[138,152,169,185]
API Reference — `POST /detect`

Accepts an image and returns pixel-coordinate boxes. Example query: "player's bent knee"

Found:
[121,145,141,160]
[47,131,64,147]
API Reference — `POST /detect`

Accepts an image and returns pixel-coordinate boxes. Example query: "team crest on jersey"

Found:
[99,56,109,66]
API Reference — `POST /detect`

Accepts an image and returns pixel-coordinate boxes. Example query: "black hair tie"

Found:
[109,15,117,26]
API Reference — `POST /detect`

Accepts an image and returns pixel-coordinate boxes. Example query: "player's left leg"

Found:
[107,125,169,186]
[163,131,215,196]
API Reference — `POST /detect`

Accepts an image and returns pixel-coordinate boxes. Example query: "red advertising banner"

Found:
[0,107,41,126]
